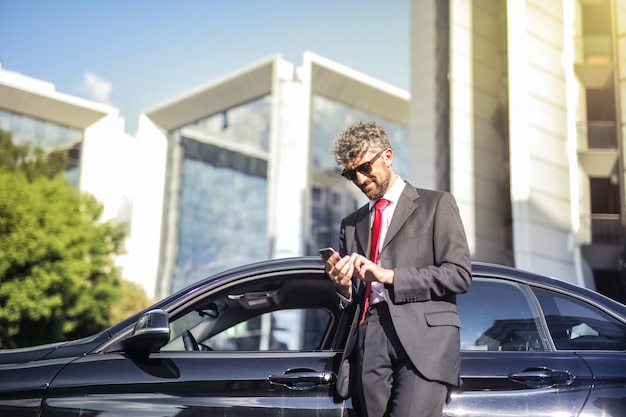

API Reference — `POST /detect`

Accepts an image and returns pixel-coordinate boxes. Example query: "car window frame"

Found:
[98,269,343,354]
[531,286,626,351]
[458,276,552,352]
[465,272,626,353]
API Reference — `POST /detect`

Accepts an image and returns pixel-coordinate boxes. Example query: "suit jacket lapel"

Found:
[352,206,370,298]
[383,185,420,251]
[355,205,370,257]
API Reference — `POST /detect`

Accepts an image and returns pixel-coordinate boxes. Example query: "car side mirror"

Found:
[122,309,170,353]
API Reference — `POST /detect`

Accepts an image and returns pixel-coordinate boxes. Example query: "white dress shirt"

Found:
[336,176,406,308]
[367,175,406,305]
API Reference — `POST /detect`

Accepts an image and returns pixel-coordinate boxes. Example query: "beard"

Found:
[360,170,391,200]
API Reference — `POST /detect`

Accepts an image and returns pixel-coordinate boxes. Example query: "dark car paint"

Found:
[1,259,625,417]
[42,352,345,417]
[576,352,626,416]
[449,351,593,416]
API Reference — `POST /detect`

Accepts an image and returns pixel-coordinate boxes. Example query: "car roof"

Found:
[471,261,626,315]
[107,257,626,338]
[114,258,625,331]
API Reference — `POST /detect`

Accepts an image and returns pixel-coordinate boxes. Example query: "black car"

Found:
[2,259,626,417]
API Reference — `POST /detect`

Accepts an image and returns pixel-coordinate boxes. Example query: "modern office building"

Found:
[410,0,626,302]
[0,63,134,264]
[132,52,410,299]
[0,55,410,302]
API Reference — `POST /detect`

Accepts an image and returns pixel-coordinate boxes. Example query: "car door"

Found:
[446,277,593,417]
[531,286,626,417]
[42,349,343,417]
[41,272,353,417]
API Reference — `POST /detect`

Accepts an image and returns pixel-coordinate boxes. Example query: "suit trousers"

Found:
[356,303,448,417]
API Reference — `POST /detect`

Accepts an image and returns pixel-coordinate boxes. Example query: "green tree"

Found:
[109,279,153,325]
[0,130,126,348]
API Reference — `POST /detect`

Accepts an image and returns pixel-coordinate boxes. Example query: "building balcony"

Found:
[591,213,622,245]
[580,213,623,270]
[573,35,613,88]
[580,213,623,245]
[577,122,619,177]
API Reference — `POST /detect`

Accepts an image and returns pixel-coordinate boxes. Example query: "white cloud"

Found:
[82,72,112,105]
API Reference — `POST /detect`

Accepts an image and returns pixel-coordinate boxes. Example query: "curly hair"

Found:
[332,121,392,166]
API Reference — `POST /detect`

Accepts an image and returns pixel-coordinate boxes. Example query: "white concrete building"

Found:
[0,55,411,301]
[133,52,410,299]
[410,0,625,303]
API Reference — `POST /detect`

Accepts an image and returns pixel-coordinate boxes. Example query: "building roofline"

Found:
[0,67,117,130]
[144,54,285,131]
[142,51,411,131]
[304,51,410,126]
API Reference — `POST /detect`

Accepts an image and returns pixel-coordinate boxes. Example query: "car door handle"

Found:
[268,367,336,390]
[508,367,574,388]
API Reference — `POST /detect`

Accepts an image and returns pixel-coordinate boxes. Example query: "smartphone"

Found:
[318,247,336,260]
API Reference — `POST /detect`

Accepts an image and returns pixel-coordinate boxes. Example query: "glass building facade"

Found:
[0,110,83,185]
[308,95,410,254]
[169,95,271,293]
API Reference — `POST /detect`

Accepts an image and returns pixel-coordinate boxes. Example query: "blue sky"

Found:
[1,1,410,134]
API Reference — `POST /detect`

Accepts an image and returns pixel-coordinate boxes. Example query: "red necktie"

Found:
[360,198,389,324]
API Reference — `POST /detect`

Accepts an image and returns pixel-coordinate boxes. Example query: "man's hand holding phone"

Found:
[318,247,336,260]
[319,247,354,298]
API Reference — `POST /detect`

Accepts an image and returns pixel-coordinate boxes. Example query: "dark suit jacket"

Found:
[335,183,472,399]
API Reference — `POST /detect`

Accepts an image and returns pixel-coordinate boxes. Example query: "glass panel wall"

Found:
[0,110,83,185]
[170,96,271,293]
[182,96,271,153]
[309,95,409,254]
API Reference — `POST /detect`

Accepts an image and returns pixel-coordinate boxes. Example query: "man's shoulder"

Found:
[342,203,369,224]
[405,186,460,208]
[410,185,453,200]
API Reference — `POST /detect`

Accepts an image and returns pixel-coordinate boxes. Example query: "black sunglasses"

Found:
[340,150,385,181]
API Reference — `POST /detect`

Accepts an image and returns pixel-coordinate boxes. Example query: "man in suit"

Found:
[322,121,471,417]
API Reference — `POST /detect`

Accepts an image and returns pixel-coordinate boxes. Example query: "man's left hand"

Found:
[353,254,394,285]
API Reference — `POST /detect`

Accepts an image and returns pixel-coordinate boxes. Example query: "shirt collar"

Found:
[368,175,406,210]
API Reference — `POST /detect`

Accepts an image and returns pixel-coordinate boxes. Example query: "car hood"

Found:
[0,331,110,365]
[0,341,66,364]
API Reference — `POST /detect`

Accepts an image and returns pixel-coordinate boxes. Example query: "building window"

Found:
[182,95,271,153]
[0,110,83,185]
[169,96,272,293]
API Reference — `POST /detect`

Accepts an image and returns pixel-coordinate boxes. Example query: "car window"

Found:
[458,278,549,351]
[165,305,332,352]
[208,308,330,351]
[162,274,338,352]
[533,287,626,351]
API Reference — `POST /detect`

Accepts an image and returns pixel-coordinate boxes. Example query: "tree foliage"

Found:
[109,279,153,325]
[0,129,127,348]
